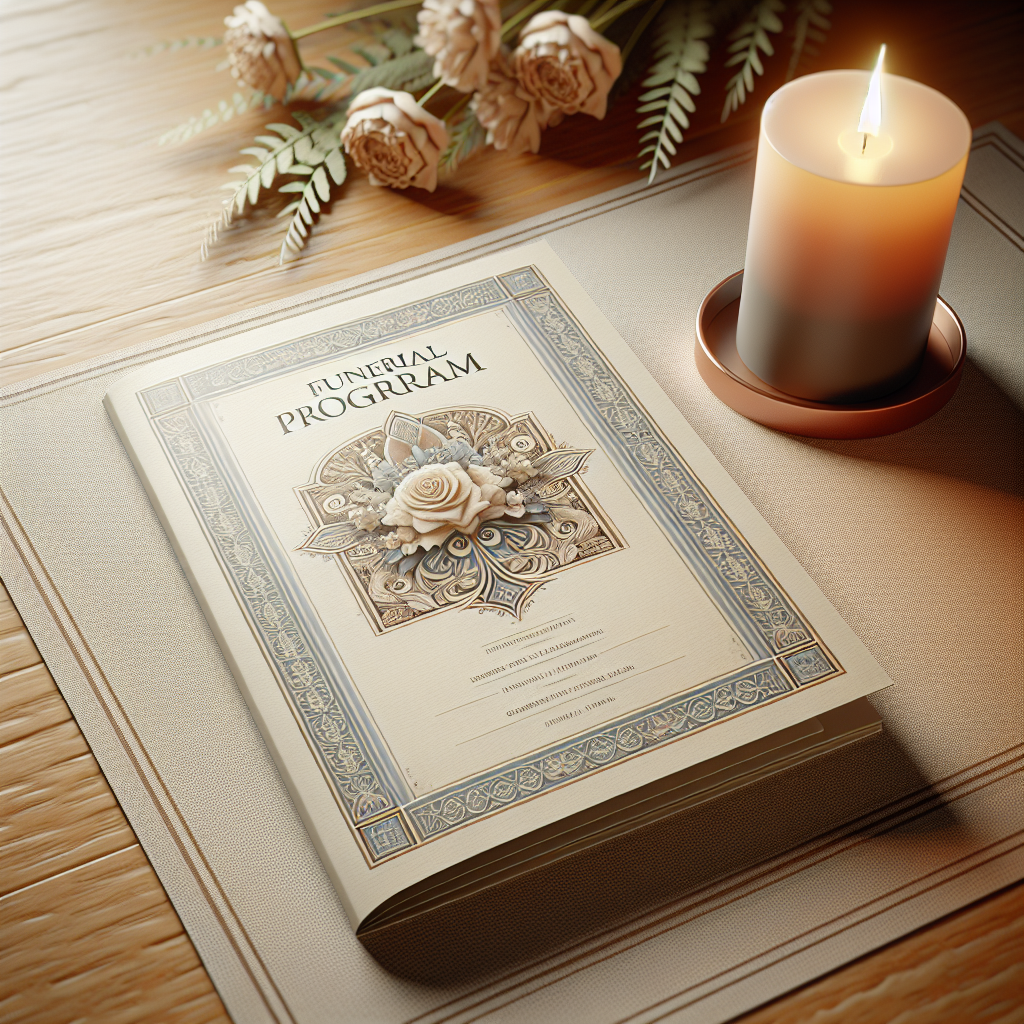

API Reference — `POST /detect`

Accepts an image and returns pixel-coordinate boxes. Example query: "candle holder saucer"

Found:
[694,271,966,439]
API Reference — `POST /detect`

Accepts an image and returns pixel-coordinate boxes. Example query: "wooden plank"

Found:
[0,632,40,676]
[0,579,229,1022]
[1,720,136,897]
[0,588,23,638]
[1,0,1021,386]
[0,663,71,745]
[744,884,1024,1024]
[0,846,230,1024]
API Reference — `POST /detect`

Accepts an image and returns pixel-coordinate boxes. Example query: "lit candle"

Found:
[735,52,971,402]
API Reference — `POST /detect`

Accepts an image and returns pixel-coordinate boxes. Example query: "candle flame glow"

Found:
[858,44,886,136]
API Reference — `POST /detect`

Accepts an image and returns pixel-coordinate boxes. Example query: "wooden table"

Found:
[1,1,1022,1020]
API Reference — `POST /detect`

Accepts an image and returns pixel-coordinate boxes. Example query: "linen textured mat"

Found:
[1,123,1021,1024]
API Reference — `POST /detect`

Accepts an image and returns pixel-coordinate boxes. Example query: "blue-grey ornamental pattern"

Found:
[515,289,813,656]
[407,665,793,837]
[155,408,397,827]
[183,280,508,399]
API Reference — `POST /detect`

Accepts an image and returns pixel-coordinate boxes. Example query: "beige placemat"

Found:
[1,124,1021,1024]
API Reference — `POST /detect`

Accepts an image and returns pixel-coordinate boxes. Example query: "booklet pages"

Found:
[105,244,891,928]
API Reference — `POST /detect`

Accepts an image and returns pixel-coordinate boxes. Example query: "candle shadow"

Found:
[793,359,1023,498]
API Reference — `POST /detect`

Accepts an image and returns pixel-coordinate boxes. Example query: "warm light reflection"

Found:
[858,44,886,135]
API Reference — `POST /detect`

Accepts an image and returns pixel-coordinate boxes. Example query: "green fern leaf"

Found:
[721,0,785,122]
[637,0,713,184]
[202,113,345,262]
[347,49,436,96]
[380,27,415,57]
[441,110,487,174]
[159,91,271,146]
[279,146,347,264]
[130,36,221,59]
[786,0,832,80]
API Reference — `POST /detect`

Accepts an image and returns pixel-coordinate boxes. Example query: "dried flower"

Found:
[511,12,622,120]
[416,0,502,93]
[341,88,450,192]
[223,1,301,100]
[471,59,555,156]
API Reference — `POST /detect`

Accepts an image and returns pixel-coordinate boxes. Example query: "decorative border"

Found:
[406,663,793,838]
[142,268,841,862]
[153,407,403,828]
[181,279,507,399]
[511,286,813,657]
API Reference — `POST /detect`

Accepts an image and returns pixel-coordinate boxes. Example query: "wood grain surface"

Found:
[1,0,1022,1021]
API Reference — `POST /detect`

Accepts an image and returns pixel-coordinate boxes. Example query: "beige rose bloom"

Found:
[341,88,449,192]
[416,0,501,93]
[511,12,622,120]
[382,462,523,554]
[470,59,554,156]
[224,1,301,100]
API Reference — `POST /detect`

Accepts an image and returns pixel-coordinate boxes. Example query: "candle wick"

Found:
[861,132,867,155]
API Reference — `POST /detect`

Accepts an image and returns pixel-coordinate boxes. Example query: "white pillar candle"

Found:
[735,68,971,403]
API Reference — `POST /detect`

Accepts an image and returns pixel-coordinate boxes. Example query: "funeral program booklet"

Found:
[105,243,891,932]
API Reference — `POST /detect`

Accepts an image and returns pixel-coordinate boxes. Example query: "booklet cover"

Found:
[104,242,891,934]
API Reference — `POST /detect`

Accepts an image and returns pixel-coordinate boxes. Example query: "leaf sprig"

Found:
[637,0,713,184]
[787,0,832,81]
[160,91,272,146]
[202,113,343,261]
[278,121,348,264]
[129,36,221,59]
[345,49,437,95]
[441,110,487,174]
[720,0,785,122]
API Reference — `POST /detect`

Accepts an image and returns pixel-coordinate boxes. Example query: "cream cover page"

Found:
[104,243,892,926]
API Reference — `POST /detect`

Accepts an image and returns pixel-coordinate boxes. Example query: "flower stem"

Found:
[619,0,665,62]
[418,78,445,105]
[443,93,472,122]
[590,0,655,32]
[589,0,619,21]
[501,0,551,40]
[292,0,424,40]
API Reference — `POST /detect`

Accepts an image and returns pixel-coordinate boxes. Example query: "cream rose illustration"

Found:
[341,88,449,192]
[416,0,502,93]
[224,1,301,101]
[382,462,523,554]
[511,12,622,120]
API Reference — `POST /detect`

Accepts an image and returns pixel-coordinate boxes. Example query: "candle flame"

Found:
[858,44,886,136]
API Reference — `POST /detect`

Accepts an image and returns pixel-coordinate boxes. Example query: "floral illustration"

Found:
[295,406,625,630]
